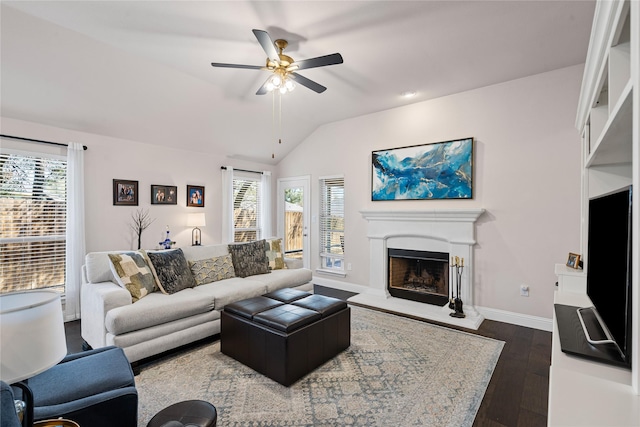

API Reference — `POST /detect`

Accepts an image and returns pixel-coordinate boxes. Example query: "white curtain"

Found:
[65,142,86,321]
[260,171,272,239]
[221,166,235,243]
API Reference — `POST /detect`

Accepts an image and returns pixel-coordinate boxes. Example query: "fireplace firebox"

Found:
[388,249,449,306]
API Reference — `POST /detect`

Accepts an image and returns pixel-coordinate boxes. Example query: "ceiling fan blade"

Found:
[292,53,343,71]
[252,29,280,64]
[290,73,327,93]
[256,77,271,95]
[211,63,264,70]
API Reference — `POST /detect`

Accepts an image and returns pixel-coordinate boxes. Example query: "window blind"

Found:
[319,176,344,271]
[0,153,67,293]
[232,174,262,242]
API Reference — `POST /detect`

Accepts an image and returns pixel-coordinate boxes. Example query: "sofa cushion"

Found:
[85,252,116,284]
[146,249,197,294]
[265,237,286,270]
[227,240,270,278]
[107,251,157,302]
[188,254,236,286]
[105,288,214,335]
[249,268,313,293]
[192,277,266,310]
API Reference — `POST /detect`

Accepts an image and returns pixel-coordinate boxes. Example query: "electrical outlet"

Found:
[520,284,529,297]
[347,263,352,271]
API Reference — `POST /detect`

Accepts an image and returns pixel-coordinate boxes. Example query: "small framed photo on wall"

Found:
[566,252,581,269]
[151,185,177,205]
[187,185,205,207]
[113,179,138,206]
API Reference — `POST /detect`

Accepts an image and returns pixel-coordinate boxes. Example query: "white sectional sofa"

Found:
[80,242,312,363]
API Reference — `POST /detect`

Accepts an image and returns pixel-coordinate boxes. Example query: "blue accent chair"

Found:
[1,381,22,427]
[28,346,138,427]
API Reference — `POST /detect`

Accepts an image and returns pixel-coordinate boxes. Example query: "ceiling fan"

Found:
[211,29,343,95]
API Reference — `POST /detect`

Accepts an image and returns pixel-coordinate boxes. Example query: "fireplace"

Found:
[388,249,449,306]
[354,209,486,329]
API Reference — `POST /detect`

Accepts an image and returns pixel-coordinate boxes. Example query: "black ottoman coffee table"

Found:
[221,289,350,386]
[146,400,217,427]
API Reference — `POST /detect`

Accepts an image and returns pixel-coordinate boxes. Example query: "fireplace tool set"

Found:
[449,256,465,318]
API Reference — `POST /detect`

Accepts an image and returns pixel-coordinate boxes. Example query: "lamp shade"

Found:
[0,291,67,383]
[186,213,206,227]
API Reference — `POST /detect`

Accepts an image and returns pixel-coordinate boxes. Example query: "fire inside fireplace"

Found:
[388,249,449,306]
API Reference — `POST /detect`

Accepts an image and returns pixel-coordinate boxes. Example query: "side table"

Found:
[146,400,217,427]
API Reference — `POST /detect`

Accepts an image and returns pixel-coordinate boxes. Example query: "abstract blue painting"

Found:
[372,138,473,200]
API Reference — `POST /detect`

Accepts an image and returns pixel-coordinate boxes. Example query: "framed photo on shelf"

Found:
[187,185,205,207]
[151,185,177,205]
[566,252,581,269]
[113,179,138,206]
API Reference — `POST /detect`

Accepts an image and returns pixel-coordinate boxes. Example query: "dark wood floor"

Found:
[64,285,551,427]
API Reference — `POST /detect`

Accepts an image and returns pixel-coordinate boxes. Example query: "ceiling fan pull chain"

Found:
[272,90,276,159]
[279,91,283,146]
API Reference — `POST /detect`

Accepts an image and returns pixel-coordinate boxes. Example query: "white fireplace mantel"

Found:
[360,209,485,222]
[350,208,486,329]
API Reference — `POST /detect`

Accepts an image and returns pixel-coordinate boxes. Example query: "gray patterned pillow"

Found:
[108,251,157,302]
[228,240,270,278]
[146,248,197,294]
[188,254,236,286]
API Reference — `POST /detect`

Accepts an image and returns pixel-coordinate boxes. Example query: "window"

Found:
[0,152,67,294]
[319,176,344,272]
[233,173,262,242]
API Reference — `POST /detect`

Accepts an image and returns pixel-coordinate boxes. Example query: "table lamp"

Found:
[0,290,68,427]
[187,213,206,246]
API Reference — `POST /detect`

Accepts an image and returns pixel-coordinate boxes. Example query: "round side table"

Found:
[146,400,217,427]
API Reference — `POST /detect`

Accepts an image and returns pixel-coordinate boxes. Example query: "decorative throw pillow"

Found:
[146,248,197,294]
[227,240,270,278]
[265,237,287,270]
[108,251,157,302]
[188,254,236,286]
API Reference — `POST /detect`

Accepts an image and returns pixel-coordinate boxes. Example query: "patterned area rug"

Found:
[136,306,503,427]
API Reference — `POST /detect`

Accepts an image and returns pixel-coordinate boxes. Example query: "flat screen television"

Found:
[579,185,633,367]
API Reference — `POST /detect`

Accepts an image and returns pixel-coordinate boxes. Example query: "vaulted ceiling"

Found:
[1,1,595,164]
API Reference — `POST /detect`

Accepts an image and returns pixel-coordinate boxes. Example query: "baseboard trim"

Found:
[313,278,554,332]
[476,306,553,332]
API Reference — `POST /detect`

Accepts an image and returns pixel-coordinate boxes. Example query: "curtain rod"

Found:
[220,166,263,174]
[0,134,88,150]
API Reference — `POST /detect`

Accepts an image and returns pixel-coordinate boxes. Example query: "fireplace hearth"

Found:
[388,249,449,306]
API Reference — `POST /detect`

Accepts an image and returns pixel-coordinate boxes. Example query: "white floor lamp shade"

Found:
[0,290,68,384]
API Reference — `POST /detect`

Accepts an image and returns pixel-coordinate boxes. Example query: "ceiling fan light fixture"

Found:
[285,79,295,92]
[211,29,343,97]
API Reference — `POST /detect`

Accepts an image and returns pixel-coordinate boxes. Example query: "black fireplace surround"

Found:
[387,248,449,306]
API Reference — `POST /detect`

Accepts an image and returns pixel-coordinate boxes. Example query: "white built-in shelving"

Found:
[548,0,639,424]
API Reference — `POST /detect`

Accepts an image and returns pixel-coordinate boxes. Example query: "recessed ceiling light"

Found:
[401,91,417,98]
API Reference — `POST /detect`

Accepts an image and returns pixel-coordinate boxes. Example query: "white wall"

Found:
[1,64,583,320]
[0,117,274,253]
[276,65,584,319]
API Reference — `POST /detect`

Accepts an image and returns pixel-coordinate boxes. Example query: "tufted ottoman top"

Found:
[224,296,283,320]
[264,288,311,303]
[224,289,347,333]
[291,294,347,317]
[253,304,321,332]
